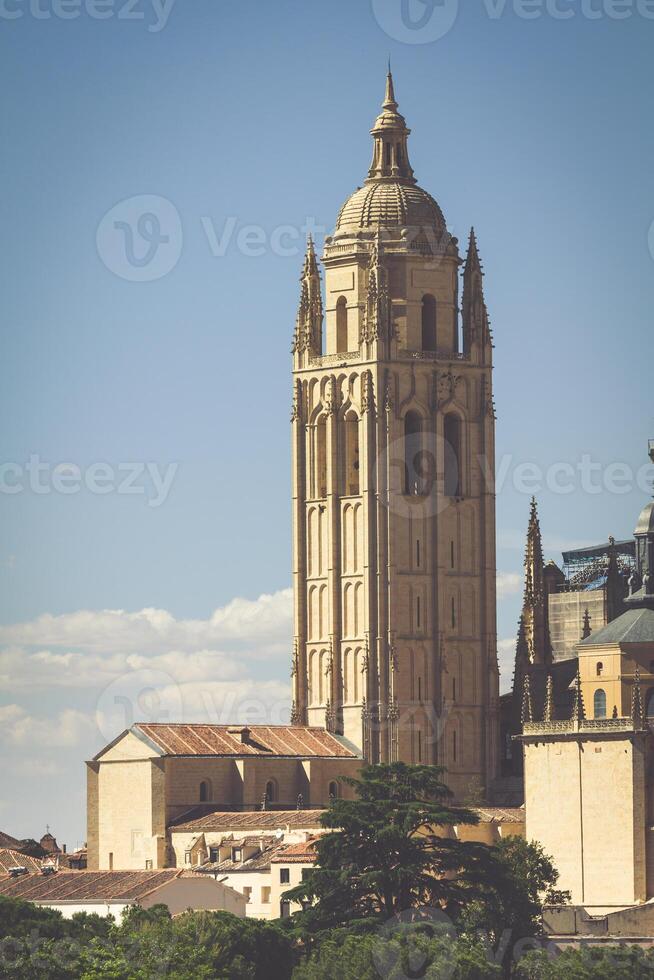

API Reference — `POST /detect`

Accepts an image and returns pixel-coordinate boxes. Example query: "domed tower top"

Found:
[334,71,446,239]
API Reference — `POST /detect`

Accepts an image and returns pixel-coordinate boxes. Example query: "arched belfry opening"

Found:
[343,413,360,496]
[421,294,437,352]
[404,411,425,496]
[444,414,462,497]
[336,297,348,353]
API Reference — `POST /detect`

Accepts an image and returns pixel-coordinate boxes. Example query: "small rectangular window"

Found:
[416,596,421,629]
[450,541,455,569]
[243,886,252,903]
[280,867,290,884]
[416,539,421,568]
[451,597,456,629]
[261,886,271,904]
[185,851,192,865]
[145,859,153,870]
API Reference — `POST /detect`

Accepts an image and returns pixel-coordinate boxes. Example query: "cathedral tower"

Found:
[290,74,499,797]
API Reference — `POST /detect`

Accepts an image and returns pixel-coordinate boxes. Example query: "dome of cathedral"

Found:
[335,180,446,236]
[636,500,654,537]
[332,71,446,239]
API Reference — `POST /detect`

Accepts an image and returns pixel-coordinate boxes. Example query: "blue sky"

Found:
[1,0,653,844]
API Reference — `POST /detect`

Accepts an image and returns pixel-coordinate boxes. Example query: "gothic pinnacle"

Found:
[581,608,592,640]
[571,667,586,722]
[465,227,482,273]
[383,67,398,111]
[521,673,534,724]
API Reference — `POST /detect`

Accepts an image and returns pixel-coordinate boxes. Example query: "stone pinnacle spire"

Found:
[465,227,481,274]
[383,68,398,111]
[292,237,323,359]
[517,498,552,666]
[367,69,416,184]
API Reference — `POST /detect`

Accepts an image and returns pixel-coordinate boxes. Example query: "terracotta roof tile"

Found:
[170,809,326,833]
[271,838,319,864]
[0,870,181,903]
[128,724,356,759]
[0,849,44,874]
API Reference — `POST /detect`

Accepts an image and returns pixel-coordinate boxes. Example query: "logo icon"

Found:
[96,194,183,282]
[371,0,460,44]
[372,907,458,979]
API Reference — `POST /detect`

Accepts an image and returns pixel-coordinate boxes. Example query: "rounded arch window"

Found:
[443,414,462,497]
[265,779,277,804]
[328,781,339,800]
[199,780,212,803]
[404,411,431,496]
[343,412,360,496]
[596,662,604,677]
[336,296,348,353]
[593,689,607,720]
[421,294,437,352]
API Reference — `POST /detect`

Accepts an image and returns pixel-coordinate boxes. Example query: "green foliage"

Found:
[0,900,295,980]
[291,926,501,980]
[284,762,512,936]
[461,836,570,949]
[515,945,654,979]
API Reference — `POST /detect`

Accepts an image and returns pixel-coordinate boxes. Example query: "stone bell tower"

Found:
[290,72,499,798]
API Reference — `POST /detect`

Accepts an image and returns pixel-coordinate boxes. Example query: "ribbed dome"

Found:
[636,500,654,537]
[335,180,446,235]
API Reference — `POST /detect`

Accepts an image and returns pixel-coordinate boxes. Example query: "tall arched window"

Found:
[199,780,211,803]
[344,414,360,495]
[336,296,348,353]
[316,418,327,498]
[421,294,437,351]
[404,411,424,495]
[265,780,277,804]
[444,414,462,497]
[328,781,339,800]
[593,689,607,719]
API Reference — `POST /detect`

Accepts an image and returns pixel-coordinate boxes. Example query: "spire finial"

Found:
[581,608,592,640]
[383,65,398,111]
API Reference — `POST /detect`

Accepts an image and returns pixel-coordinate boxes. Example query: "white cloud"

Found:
[0,589,294,694]
[0,590,295,764]
[0,588,294,657]
[497,571,522,600]
[0,705,95,749]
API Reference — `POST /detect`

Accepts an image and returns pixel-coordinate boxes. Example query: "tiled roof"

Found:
[196,837,288,874]
[271,838,319,864]
[0,849,44,874]
[170,809,327,833]
[0,831,22,850]
[473,807,525,824]
[580,607,654,646]
[0,870,182,903]
[123,724,356,760]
